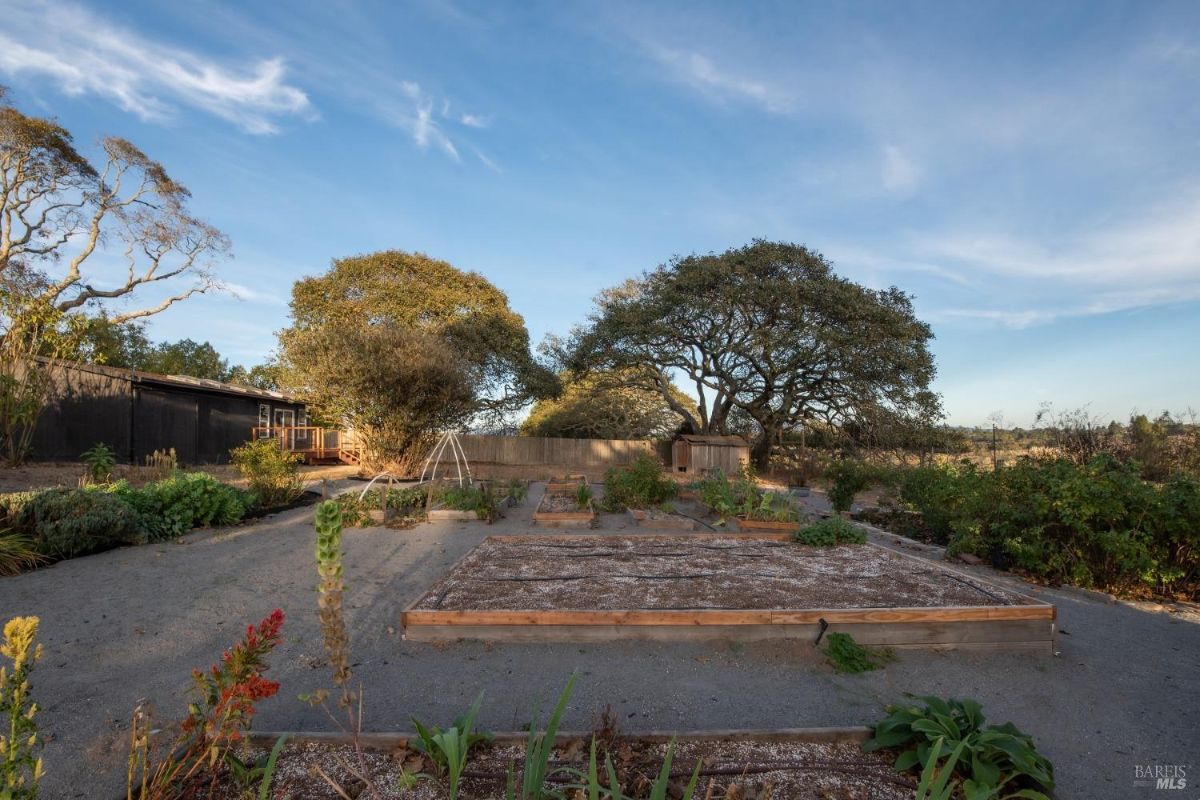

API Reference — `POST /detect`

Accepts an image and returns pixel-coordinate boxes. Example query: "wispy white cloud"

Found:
[640,44,793,114]
[220,281,287,305]
[459,112,489,128]
[0,0,311,134]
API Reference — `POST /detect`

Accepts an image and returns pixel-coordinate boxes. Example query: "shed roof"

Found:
[677,434,749,447]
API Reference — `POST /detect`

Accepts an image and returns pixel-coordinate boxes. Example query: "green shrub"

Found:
[825,459,885,512]
[230,439,304,508]
[81,442,117,483]
[16,488,140,558]
[108,473,252,541]
[601,453,676,511]
[739,490,801,522]
[864,696,1054,798]
[696,467,759,520]
[794,517,866,546]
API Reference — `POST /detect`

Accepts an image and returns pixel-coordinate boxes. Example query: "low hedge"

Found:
[888,456,1200,598]
[2,472,255,563]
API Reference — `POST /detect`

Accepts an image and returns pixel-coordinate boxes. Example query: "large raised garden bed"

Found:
[401,535,1055,649]
[242,726,913,799]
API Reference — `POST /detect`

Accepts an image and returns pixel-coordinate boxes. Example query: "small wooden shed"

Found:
[671,435,750,475]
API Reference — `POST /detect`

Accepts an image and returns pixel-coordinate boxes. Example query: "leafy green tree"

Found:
[279,250,554,467]
[521,370,695,439]
[0,88,229,463]
[561,240,941,466]
[223,362,281,391]
[138,339,228,380]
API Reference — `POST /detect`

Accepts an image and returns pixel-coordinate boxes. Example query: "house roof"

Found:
[677,434,749,447]
[35,357,301,404]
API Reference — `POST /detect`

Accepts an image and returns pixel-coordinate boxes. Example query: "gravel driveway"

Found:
[0,483,1196,799]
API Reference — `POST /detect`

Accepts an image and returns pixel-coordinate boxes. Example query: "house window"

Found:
[258,404,270,435]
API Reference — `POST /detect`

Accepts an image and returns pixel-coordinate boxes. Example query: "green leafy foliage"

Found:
[230,439,304,508]
[331,486,427,527]
[106,473,252,542]
[823,632,892,673]
[794,517,867,546]
[601,454,677,511]
[583,736,701,800]
[864,696,1054,799]
[16,488,140,558]
[889,456,1200,597]
[695,468,759,522]
[224,733,289,800]
[81,442,116,483]
[432,484,496,519]
[825,459,887,512]
[915,737,965,800]
[739,490,801,522]
[412,694,493,800]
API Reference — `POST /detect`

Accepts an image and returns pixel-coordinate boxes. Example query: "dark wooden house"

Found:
[27,359,308,465]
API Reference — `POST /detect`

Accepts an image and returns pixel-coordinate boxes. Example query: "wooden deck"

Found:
[250,426,362,465]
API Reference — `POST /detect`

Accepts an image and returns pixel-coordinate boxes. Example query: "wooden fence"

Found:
[456,435,662,467]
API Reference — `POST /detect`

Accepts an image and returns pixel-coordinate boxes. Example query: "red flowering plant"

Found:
[128,609,285,799]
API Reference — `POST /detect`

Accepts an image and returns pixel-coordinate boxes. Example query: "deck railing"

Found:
[250,426,361,464]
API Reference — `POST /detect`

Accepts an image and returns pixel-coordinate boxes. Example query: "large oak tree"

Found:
[278,249,555,469]
[561,240,941,466]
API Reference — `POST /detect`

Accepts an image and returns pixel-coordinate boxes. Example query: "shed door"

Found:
[673,440,690,472]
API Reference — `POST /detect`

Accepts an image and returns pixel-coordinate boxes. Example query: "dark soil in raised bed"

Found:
[212,736,914,799]
[410,536,1031,611]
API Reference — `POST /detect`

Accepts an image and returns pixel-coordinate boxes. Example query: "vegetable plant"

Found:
[794,517,866,546]
[864,696,1054,799]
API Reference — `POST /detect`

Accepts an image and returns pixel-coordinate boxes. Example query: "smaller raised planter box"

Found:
[544,475,587,494]
[428,494,514,522]
[533,493,595,527]
[628,508,696,530]
[736,516,803,534]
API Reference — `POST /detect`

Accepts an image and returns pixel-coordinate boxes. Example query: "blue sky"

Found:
[2,0,1198,426]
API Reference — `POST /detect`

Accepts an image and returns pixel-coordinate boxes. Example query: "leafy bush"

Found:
[16,488,140,559]
[108,473,252,542]
[864,696,1054,799]
[412,694,492,800]
[601,454,676,511]
[696,467,759,521]
[81,442,116,483]
[739,490,801,522]
[794,517,866,546]
[825,459,886,512]
[230,439,304,508]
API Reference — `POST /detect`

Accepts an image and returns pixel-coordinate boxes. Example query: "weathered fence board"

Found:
[456,435,660,467]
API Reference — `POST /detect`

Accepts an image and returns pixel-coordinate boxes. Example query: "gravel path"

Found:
[0,482,1196,799]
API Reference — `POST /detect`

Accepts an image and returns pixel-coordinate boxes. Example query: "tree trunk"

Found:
[750,432,774,470]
